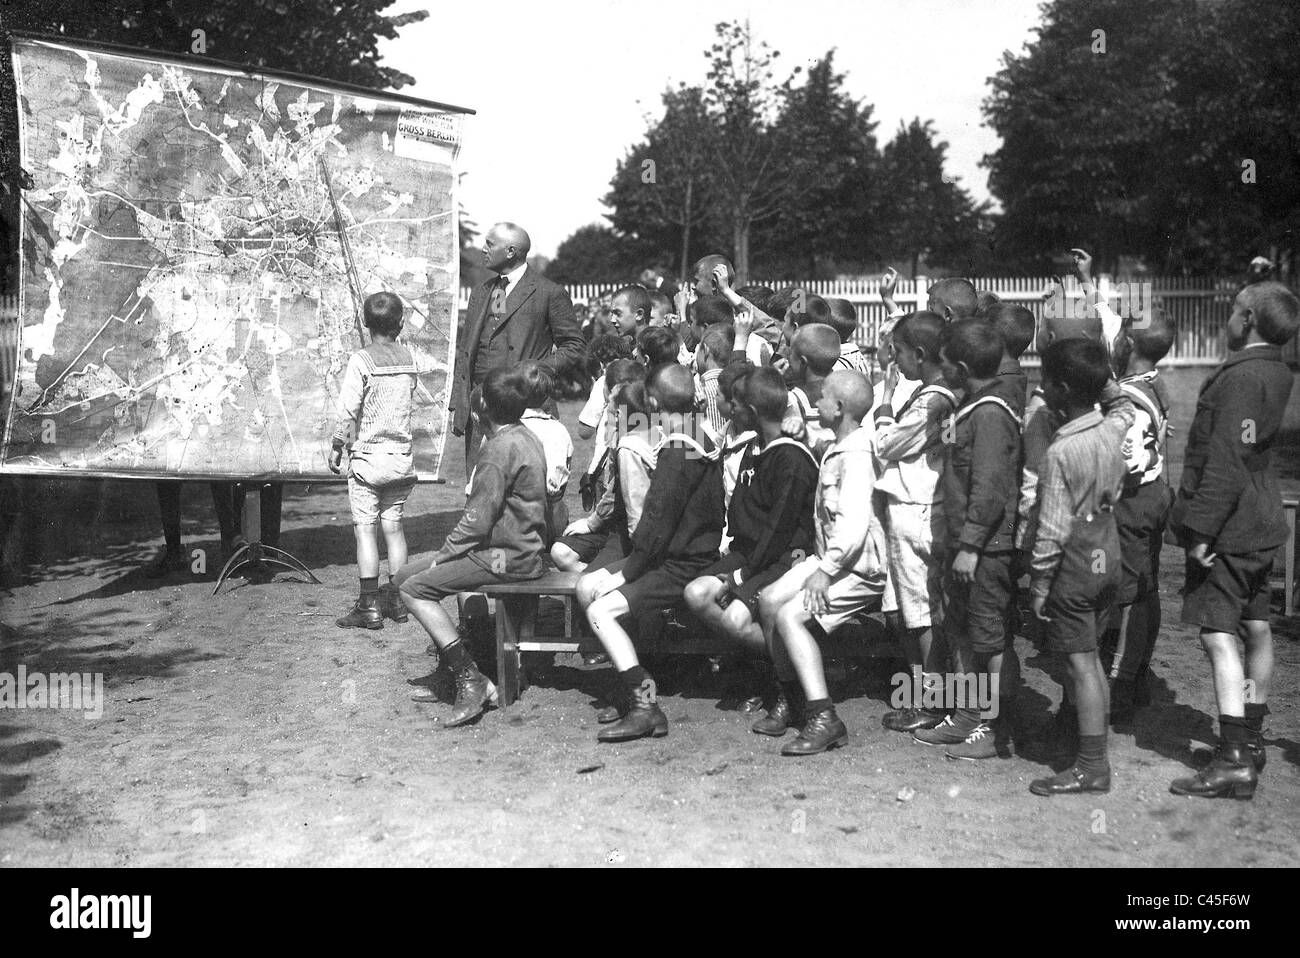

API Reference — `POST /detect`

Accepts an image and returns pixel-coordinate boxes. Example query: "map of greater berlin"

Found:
[3,38,464,479]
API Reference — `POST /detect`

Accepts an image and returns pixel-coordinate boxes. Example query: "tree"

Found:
[604,86,721,284]
[757,51,882,278]
[980,0,1300,275]
[545,225,646,285]
[878,119,990,276]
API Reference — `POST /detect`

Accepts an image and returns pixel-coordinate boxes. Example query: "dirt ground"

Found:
[2,391,1299,868]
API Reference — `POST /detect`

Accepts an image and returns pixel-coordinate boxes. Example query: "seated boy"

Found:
[781,323,842,452]
[395,368,548,727]
[759,370,885,754]
[330,291,423,629]
[1024,340,1134,795]
[576,334,634,510]
[695,323,735,438]
[518,362,574,546]
[636,325,683,371]
[1168,281,1300,799]
[554,359,647,570]
[682,367,819,689]
[609,285,652,340]
[577,364,725,742]
[872,312,958,733]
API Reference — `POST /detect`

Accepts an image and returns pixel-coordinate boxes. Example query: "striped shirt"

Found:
[835,342,871,375]
[333,341,429,451]
[1027,381,1135,598]
[696,367,726,438]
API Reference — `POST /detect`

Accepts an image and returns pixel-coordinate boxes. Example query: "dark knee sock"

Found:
[619,665,650,693]
[805,697,832,716]
[1219,714,1251,745]
[1243,703,1268,740]
[360,576,379,596]
[1076,732,1109,775]
[441,639,475,672]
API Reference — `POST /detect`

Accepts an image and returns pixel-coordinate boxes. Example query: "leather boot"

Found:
[597,679,668,742]
[337,594,383,630]
[443,666,499,728]
[379,584,409,623]
[1029,764,1111,796]
[751,681,802,736]
[595,676,627,724]
[781,706,848,756]
[882,707,947,733]
[1170,742,1258,800]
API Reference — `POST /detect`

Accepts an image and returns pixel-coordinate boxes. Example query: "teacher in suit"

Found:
[450,222,585,472]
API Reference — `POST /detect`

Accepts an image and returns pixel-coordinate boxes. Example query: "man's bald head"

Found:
[484,222,532,273]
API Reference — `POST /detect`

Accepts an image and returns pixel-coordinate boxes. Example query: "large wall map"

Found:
[3,37,466,479]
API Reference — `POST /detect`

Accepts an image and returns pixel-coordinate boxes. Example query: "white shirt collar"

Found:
[499,262,528,290]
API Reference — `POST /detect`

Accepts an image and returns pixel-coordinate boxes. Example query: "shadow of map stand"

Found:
[213,484,320,594]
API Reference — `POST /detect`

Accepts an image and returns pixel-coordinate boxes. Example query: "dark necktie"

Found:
[491,275,510,323]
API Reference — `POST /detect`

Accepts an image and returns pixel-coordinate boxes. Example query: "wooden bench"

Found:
[478,570,893,707]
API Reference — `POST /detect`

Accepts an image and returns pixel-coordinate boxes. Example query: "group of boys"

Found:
[330,252,1300,801]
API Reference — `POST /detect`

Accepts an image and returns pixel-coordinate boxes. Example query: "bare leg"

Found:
[774,598,830,702]
[380,518,407,575]
[354,523,380,578]
[1241,619,1272,705]
[684,576,764,653]
[404,596,460,650]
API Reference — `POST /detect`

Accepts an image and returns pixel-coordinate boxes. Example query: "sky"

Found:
[379,0,1046,258]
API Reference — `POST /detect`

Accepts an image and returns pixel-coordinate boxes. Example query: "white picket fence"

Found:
[457,275,1262,366]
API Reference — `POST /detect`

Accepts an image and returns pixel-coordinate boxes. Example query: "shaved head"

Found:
[823,370,872,420]
[646,362,697,413]
[792,323,843,376]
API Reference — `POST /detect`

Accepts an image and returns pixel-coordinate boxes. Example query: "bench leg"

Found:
[495,596,538,707]
[1286,506,1296,618]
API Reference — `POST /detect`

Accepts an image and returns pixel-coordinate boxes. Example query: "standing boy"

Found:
[1168,281,1300,799]
[1024,340,1134,795]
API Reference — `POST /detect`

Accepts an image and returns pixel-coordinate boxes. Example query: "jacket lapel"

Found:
[500,269,538,325]
[464,278,497,364]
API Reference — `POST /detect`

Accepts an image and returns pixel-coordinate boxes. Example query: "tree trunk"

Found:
[733,217,750,286]
[679,176,693,286]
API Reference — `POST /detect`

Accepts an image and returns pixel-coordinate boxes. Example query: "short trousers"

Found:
[941,550,1016,656]
[1181,549,1274,633]
[882,499,944,629]
[607,556,718,621]
[1116,480,1170,604]
[1043,591,1115,655]
[769,555,885,635]
[394,554,539,602]
[348,475,416,525]
[556,530,611,565]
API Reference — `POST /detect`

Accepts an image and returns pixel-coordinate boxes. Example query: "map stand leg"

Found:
[213,484,320,595]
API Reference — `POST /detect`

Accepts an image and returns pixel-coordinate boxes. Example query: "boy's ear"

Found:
[956,359,972,380]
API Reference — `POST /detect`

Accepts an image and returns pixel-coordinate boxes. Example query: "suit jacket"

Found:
[450,265,585,435]
[1169,344,1294,554]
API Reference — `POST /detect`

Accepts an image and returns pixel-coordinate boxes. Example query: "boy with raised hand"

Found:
[330,291,424,629]
[760,370,884,754]
[682,367,819,671]
[395,368,548,728]
[1168,281,1300,799]
[577,364,725,742]
[827,298,871,374]
[710,264,776,366]
[916,320,1022,759]
[873,311,959,734]
[1025,339,1134,795]
[1102,308,1176,721]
